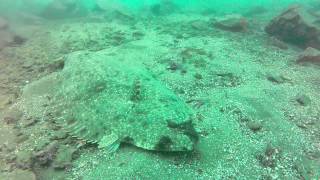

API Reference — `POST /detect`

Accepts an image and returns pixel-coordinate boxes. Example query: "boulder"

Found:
[212,14,248,32]
[297,47,320,64]
[265,6,320,49]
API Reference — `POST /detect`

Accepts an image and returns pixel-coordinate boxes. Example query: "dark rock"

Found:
[265,7,320,49]
[0,17,8,30]
[247,121,263,132]
[297,47,320,65]
[296,94,311,106]
[212,14,248,32]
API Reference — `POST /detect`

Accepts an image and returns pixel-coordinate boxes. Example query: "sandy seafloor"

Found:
[0,8,320,180]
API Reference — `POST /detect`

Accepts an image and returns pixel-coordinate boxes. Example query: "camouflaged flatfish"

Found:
[20,50,198,152]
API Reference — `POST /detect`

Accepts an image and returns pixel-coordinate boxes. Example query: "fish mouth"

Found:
[166,119,199,143]
[150,119,199,152]
[154,136,195,152]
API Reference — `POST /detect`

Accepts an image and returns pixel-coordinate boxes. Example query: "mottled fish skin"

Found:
[20,50,198,152]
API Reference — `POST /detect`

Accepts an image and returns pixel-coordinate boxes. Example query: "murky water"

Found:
[0,1,320,179]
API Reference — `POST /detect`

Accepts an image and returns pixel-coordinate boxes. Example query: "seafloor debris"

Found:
[297,47,320,65]
[212,14,248,32]
[265,6,320,49]
[19,50,198,152]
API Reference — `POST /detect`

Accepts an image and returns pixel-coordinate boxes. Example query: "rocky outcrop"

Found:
[212,14,248,32]
[265,7,320,49]
[297,47,320,65]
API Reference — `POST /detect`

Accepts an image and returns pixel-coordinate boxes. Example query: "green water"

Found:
[0,0,320,180]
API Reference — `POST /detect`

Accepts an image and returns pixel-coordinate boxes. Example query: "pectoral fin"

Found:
[98,133,121,153]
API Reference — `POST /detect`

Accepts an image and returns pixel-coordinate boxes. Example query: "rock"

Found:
[212,14,248,32]
[0,17,8,30]
[297,47,320,65]
[296,94,311,106]
[247,121,263,132]
[265,6,320,49]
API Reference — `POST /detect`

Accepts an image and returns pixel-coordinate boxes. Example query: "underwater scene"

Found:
[0,0,320,179]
